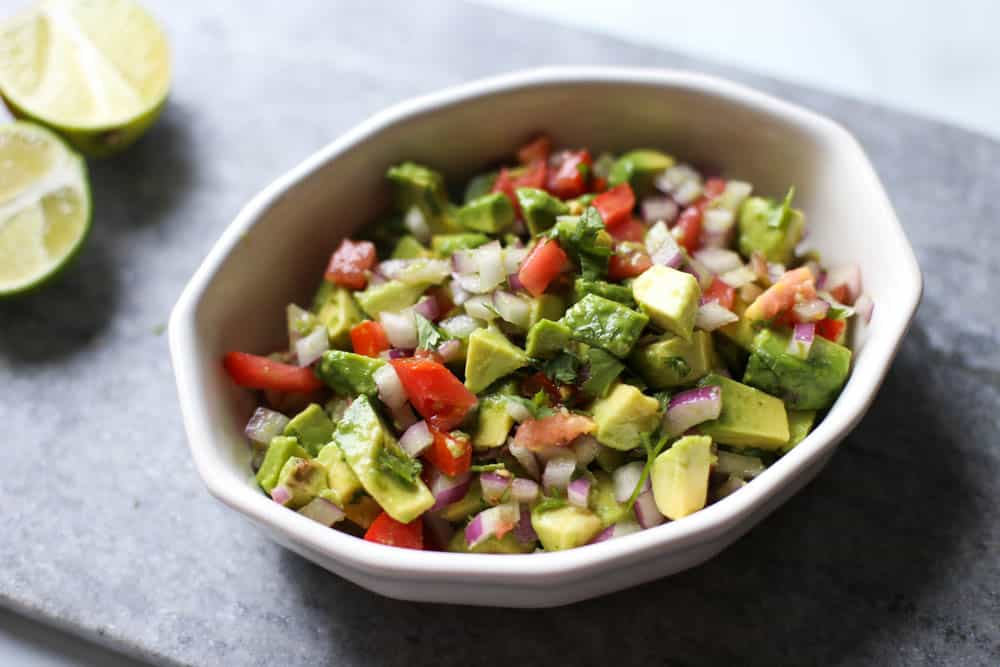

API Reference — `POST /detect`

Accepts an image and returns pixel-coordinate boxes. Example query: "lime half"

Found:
[0,0,171,157]
[0,121,90,296]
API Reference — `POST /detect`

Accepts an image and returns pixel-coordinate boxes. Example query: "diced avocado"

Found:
[713,332,750,377]
[592,471,630,527]
[463,171,497,203]
[472,394,514,450]
[275,456,329,509]
[717,296,757,351]
[316,442,362,507]
[551,210,614,279]
[607,149,675,196]
[737,191,805,265]
[456,192,515,233]
[697,374,789,450]
[464,327,529,394]
[334,493,382,529]
[651,435,715,520]
[446,530,534,554]
[516,187,569,235]
[390,235,431,259]
[311,281,364,349]
[525,319,572,359]
[531,505,603,551]
[333,396,434,523]
[386,161,449,224]
[629,330,716,389]
[785,410,817,451]
[255,436,309,494]
[324,395,351,421]
[316,350,385,396]
[560,294,649,358]
[283,403,335,456]
[437,479,486,522]
[595,444,625,473]
[743,328,851,411]
[580,347,625,399]
[431,233,489,257]
[573,278,635,306]
[632,265,700,341]
[591,383,661,451]
[715,449,765,479]
[354,280,425,318]
[528,293,567,329]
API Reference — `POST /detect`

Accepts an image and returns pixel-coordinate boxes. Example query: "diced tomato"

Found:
[350,320,390,357]
[607,217,646,243]
[513,412,596,451]
[546,149,592,199]
[816,318,847,342]
[413,348,445,364]
[423,426,472,477]
[517,238,569,297]
[593,183,636,230]
[827,284,850,304]
[701,276,735,310]
[672,206,702,253]
[607,245,652,281]
[591,176,608,193]
[389,358,477,431]
[223,352,323,393]
[521,372,563,405]
[745,267,817,321]
[364,512,424,550]
[492,160,547,214]
[517,135,552,165]
[427,285,454,319]
[701,178,726,203]
[324,239,375,290]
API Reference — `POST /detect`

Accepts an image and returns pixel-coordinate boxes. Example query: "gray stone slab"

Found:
[1,1,997,665]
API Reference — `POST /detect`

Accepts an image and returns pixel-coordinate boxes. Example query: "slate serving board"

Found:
[1,1,997,665]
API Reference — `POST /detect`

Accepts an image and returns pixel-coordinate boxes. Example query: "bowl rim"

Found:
[168,66,922,584]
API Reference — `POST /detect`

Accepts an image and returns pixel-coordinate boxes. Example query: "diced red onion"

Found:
[477,241,505,292]
[436,339,462,363]
[505,400,533,425]
[673,179,703,206]
[750,252,769,283]
[492,290,532,329]
[270,486,292,506]
[716,181,752,212]
[696,302,739,331]
[787,322,816,359]
[465,503,519,549]
[694,248,742,274]
[508,440,540,479]
[716,451,765,479]
[855,294,874,323]
[634,490,665,529]
[428,469,471,511]
[503,246,529,274]
[571,435,600,466]
[714,475,747,500]
[399,420,433,457]
[380,310,417,349]
[376,259,410,280]
[452,272,483,294]
[613,461,648,503]
[511,478,539,504]
[663,385,723,437]
[297,497,345,526]
[642,197,679,224]
[413,296,440,321]
[387,348,412,359]
[480,471,512,505]
[589,520,642,544]
[451,249,477,275]
[295,325,329,367]
[656,164,700,195]
[699,229,732,249]
[767,262,787,284]
[651,243,683,268]
[390,402,418,431]
[567,478,591,508]
[542,453,576,493]
[368,272,387,287]
[450,282,471,305]
[825,264,862,305]
[684,254,714,289]
[463,295,497,321]
[644,220,670,253]
[589,525,615,544]
[513,505,538,543]
[792,298,829,323]
[719,265,758,289]
[404,206,430,243]
[245,407,290,445]
[439,314,480,339]
[507,272,526,292]
[374,363,407,409]
[286,304,315,347]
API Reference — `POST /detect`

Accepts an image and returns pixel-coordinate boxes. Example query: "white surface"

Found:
[169,67,921,607]
[472,0,1000,140]
[0,606,150,667]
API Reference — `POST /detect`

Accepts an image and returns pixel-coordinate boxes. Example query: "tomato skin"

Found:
[521,371,563,405]
[223,352,323,393]
[364,512,424,549]
[701,178,726,202]
[512,412,596,451]
[546,150,591,199]
[607,217,646,244]
[423,427,472,477]
[517,135,552,165]
[701,276,735,310]
[350,321,390,357]
[517,238,569,297]
[593,183,636,230]
[324,239,376,290]
[827,284,850,304]
[607,246,652,281]
[389,358,477,431]
[591,176,608,193]
[672,206,702,253]
[816,318,847,342]
[413,348,445,364]
[493,160,547,214]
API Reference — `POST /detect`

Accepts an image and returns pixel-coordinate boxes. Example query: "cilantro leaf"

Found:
[767,187,796,229]
[470,463,506,472]
[543,352,580,385]
[377,447,422,487]
[550,207,612,279]
[505,392,557,420]
[415,313,445,350]
[533,495,568,513]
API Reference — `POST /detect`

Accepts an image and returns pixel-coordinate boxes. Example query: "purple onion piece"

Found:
[507,272,526,292]
[388,348,413,359]
[588,525,615,545]
[429,470,471,511]
[480,471,512,505]
[567,478,591,508]
[634,491,665,529]
[663,386,723,437]
[297,497,345,526]
[513,505,538,544]
[413,295,440,321]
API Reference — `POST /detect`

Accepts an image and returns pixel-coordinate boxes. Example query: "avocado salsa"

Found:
[223,136,871,552]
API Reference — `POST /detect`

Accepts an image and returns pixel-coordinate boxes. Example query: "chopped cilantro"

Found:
[376,447,423,487]
[543,352,580,385]
[767,187,796,229]
[533,495,568,513]
[415,313,446,350]
[470,463,506,472]
[550,207,612,280]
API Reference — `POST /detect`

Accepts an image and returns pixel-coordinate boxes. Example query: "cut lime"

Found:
[0,0,171,157]
[0,121,90,296]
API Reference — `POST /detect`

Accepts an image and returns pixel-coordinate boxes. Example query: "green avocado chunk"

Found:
[551,209,614,280]
[580,347,625,399]
[560,294,649,358]
[516,187,569,235]
[463,171,497,203]
[283,403,335,456]
[447,530,534,554]
[737,190,805,265]
[785,410,817,451]
[275,456,329,509]
[256,436,309,494]
[595,444,625,473]
[743,328,852,411]
[525,318,572,359]
[316,350,386,396]
[390,235,431,259]
[528,293,567,329]
[651,435,715,520]
[591,470,630,527]
[632,265,701,341]
[629,330,717,389]
[316,442,363,507]
[572,277,635,306]
[355,280,425,318]
[696,374,790,449]
[464,327,529,394]
[531,505,603,551]
[436,479,486,522]
[717,297,757,351]
[456,192,515,233]
[334,396,434,523]
[607,149,674,196]
[591,382,661,451]
[431,233,490,257]
[386,161,449,224]
[472,394,515,450]
[311,281,364,349]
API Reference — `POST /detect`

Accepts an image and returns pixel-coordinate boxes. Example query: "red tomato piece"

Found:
[701,178,727,203]
[223,352,323,393]
[350,320,390,358]
[607,246,652,281]
[364,512,424,550]
[827,284,850,304]
[517,135,552,165]
[607,217,646,244]
[517,238,569,297]
[701,276,736,310]
[591,176,608,193]
[520,371,564,405]
[512,412,596,451]
[546,149,592,199]
[389,358,477,431]
[324,239,376,290]
[423,427,472,477]
[672,206,703,253]
[413,348,445,364]
[816,318,847,342]
[492,160,547,214]
[593,183,636,230]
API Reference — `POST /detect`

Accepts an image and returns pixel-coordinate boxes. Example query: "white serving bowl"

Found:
[169,67,921,607]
